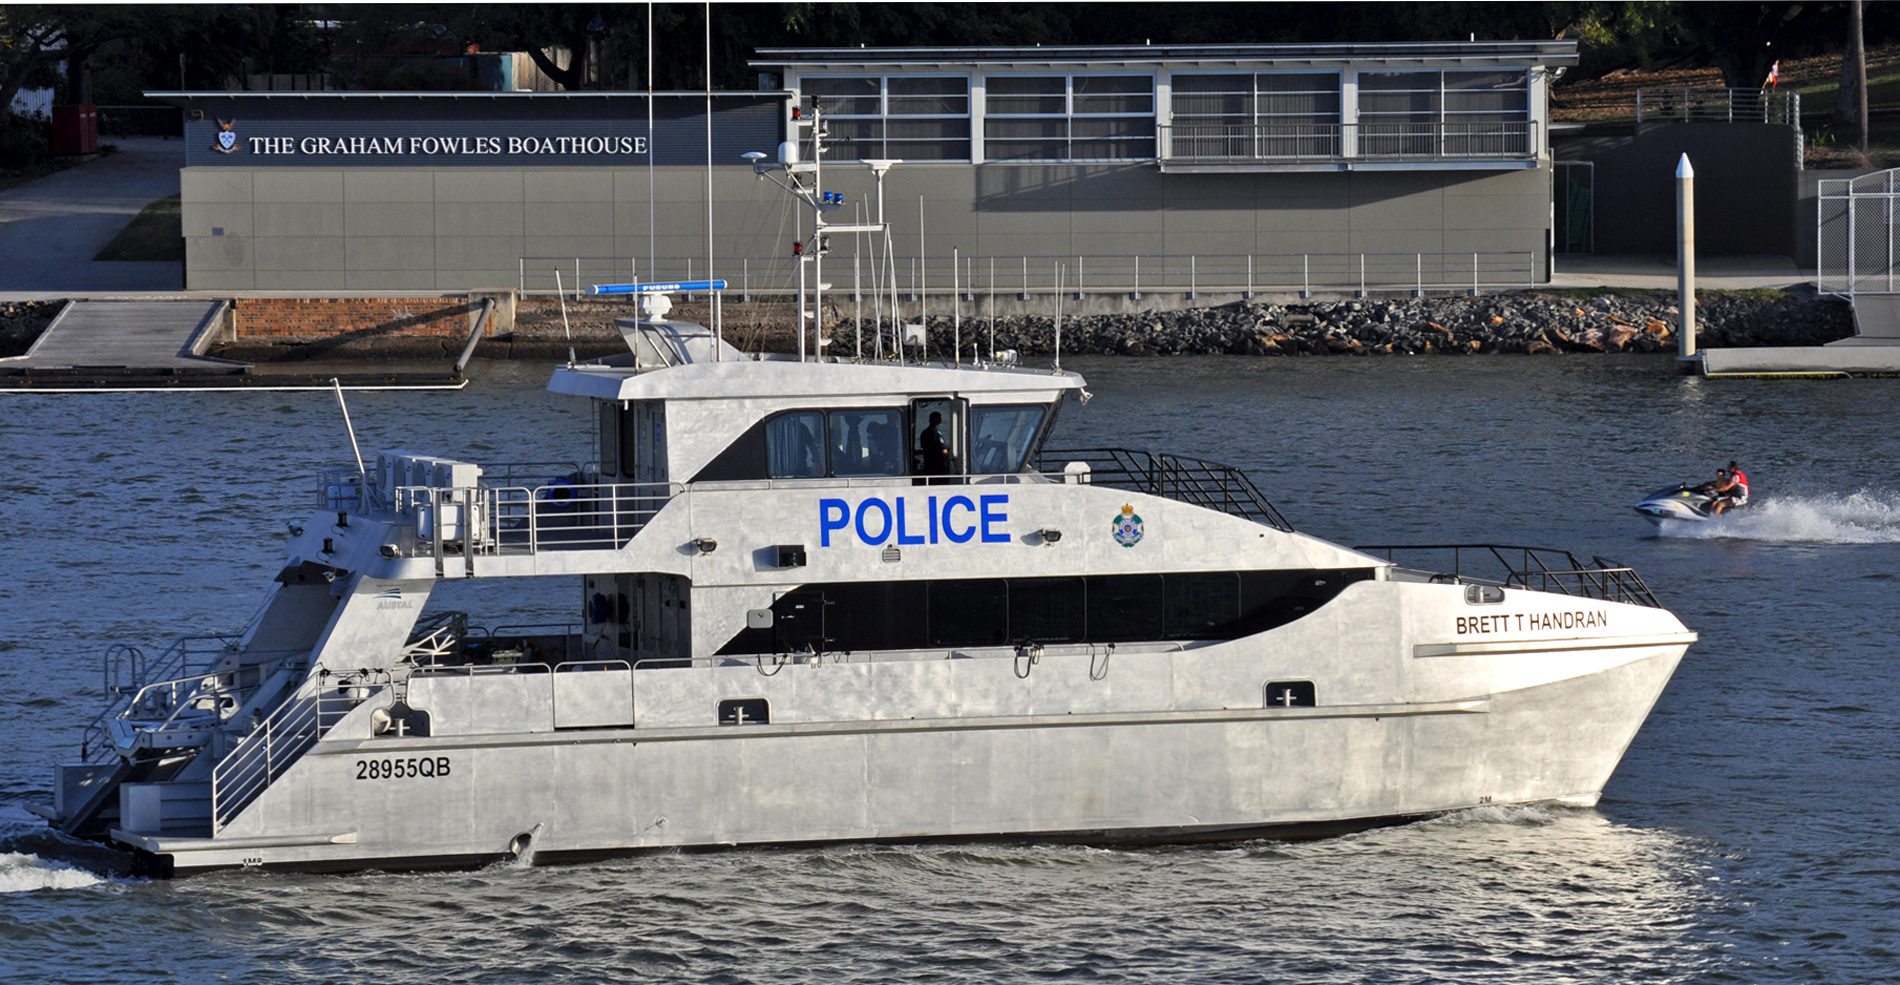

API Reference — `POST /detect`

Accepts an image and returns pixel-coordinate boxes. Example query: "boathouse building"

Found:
[156,41,1576,295]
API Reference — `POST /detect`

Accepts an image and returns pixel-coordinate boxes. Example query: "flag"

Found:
[1764,61,1780,89]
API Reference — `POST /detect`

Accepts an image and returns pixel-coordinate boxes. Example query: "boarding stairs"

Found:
[209,669,389,831]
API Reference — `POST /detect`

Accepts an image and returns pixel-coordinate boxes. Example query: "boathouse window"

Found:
[802,75,972,161]
[1169,72,1341,159]
[969,404,1049,475]
[985,74,1156,161]
[1358,69,1529,157]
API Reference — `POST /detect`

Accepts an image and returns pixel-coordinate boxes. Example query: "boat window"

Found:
[1164,572,1241,639]
[766,411,827,479]
[1086,574,1165,642]
[1009,577,1084,642]
[714,568,1376,657]
[829,408,908,477]
[927,579,1009,646]
[969,404,1049,475]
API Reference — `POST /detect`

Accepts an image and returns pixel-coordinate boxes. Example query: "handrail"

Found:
[211,667,390,831]
[1038,447,1295,532]
[82,634,240,761]
[1635,87,1799,126]
[1354,543,1662,608]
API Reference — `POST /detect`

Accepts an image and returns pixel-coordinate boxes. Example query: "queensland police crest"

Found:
[1111,503,1144,548]
[212,119,239,154]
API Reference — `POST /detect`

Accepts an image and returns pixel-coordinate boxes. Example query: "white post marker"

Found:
[1677,153,1697,360]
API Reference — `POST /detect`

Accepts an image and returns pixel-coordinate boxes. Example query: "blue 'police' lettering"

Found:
[896,496,926,545]
[942,495,976,543]
[819,498,849,547]
[856,498,893,545]
[979,495,1009,543]
[819,494,1004,546]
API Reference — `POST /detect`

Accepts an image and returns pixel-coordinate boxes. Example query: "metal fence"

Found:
[520,251,1538,300]
[1635,88,1800,126]
[1818,168,1900,298]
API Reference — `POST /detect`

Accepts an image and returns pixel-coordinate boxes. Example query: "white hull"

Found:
[119,582,1688,874]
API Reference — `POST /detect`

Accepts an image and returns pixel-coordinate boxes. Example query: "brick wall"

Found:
[233,297,473,339]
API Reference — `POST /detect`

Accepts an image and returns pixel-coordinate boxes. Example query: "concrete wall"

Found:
[1553,122,1799,256]
[183,163,1553,292]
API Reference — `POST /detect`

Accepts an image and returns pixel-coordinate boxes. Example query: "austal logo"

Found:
[241,135,649,157]
[212,118,239,154]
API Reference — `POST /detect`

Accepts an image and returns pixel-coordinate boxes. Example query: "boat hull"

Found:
[123,628,1685,875]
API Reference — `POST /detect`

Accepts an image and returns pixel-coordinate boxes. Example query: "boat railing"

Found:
[1038,448,1294,532]
[82,634,241,762]
[320,461,596,514]
[1353,544,1662,608]
[211,667,390,832]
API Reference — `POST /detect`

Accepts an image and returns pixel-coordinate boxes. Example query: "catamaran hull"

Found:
[120,633,1684,875]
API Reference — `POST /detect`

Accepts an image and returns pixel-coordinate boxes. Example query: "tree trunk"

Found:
[524,43,586,91]
[1854,0,1869,152]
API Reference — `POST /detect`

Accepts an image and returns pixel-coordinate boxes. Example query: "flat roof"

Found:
[753,41,1579,68]
[146,90,777,104]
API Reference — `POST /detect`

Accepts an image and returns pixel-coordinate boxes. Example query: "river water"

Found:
[3,354,1897,983]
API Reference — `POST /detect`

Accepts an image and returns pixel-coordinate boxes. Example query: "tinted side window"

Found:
[928,579,1009,646]
[1164,572,1241,639]
[1009,577,1084,642]
[1086,574,1164,642]
[766,411,826,479]
[830,408,908,477]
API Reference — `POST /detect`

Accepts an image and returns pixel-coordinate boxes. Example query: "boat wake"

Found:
[1655,490,1900,544]
[0,852,105,892]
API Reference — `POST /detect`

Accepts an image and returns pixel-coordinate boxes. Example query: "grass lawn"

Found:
[94,193,182,262]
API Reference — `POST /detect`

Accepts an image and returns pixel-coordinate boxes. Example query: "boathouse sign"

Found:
[174,94,782,169]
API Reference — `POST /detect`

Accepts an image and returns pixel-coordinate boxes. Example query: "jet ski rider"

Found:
[1705,460,1750,515]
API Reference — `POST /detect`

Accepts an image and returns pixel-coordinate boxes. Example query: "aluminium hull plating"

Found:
[123,589,1688,875]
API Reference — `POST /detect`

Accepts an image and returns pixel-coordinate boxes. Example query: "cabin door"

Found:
[910,397,966,476]
[618,400,669,485]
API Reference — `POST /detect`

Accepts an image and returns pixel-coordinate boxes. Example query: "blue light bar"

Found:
[591,279,730,295]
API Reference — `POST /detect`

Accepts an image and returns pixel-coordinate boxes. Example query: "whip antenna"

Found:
[329,378,367,506]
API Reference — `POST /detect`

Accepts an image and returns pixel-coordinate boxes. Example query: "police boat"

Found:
[32,290,1697,875]
[34,106,1696,876]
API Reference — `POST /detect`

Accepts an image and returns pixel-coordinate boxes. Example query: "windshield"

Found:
[969,404,1049,475]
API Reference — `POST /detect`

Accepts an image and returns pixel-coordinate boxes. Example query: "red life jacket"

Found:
[1731,469,1749,496]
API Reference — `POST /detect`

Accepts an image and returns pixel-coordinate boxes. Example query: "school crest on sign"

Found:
[1111,503,1144,548]
[212,119,239,154]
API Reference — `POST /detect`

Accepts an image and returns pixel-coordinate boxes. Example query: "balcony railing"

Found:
[1635,88,1799,126]
[1162,121,1538,164]
[1353,544,1662,608]
[1039,448,1294,532]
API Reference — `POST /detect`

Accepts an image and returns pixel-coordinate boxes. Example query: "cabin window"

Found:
[969,404,1049,475]
[927,579,1009,646]
[829,408,908,477]
[766,411,827,479]
[1008,577,1084,642]
[1164,572,1242,639]
[1086,574,1165,642]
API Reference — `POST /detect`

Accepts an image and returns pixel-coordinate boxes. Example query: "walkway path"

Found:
[0,137,184,292]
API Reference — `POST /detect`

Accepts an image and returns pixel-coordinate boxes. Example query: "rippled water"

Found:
[3,355,1898,983]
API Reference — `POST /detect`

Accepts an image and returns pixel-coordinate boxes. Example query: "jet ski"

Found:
[1633,482,1746,525]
